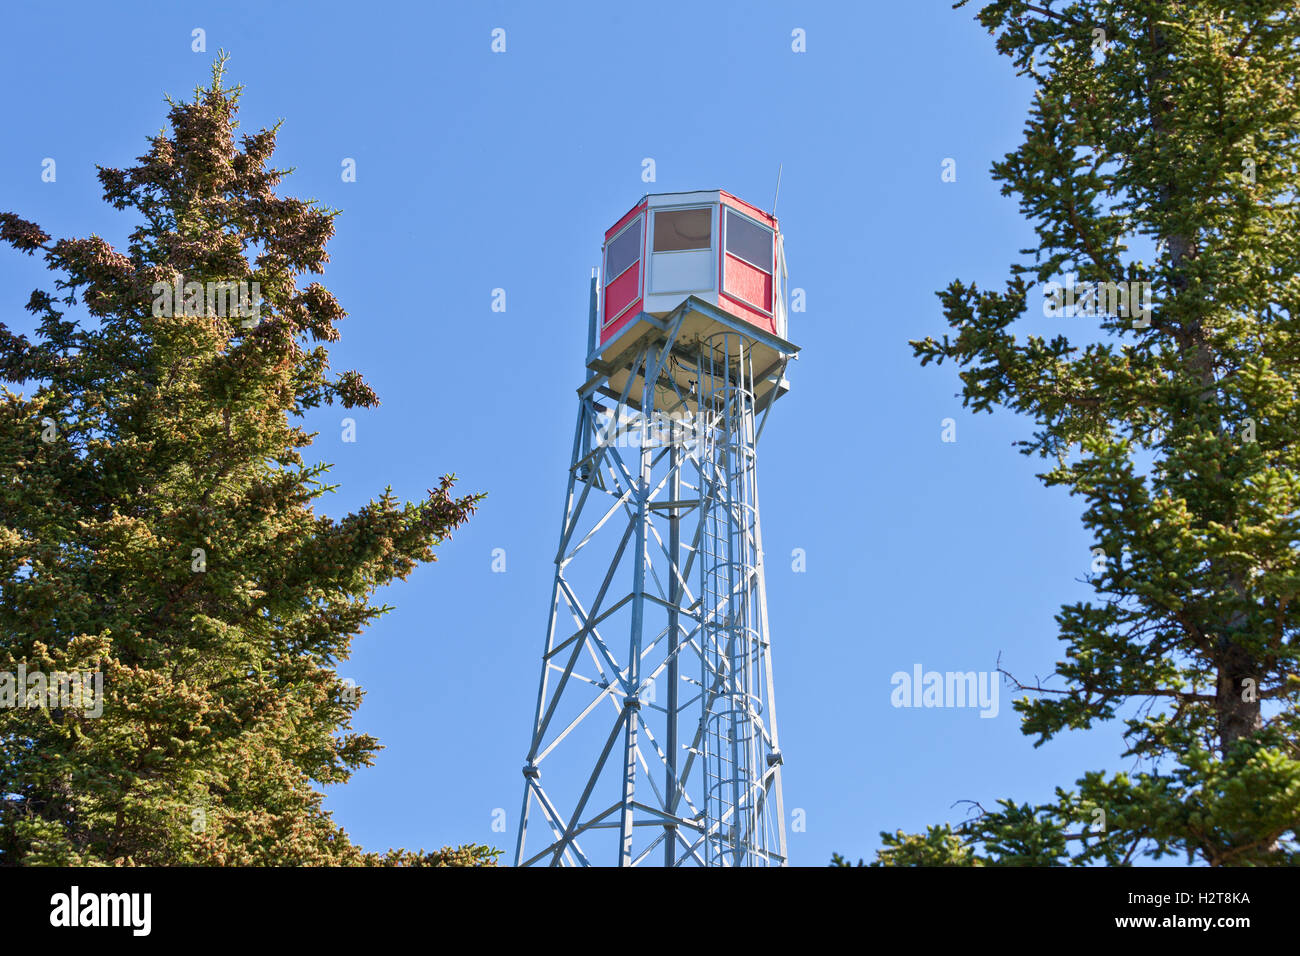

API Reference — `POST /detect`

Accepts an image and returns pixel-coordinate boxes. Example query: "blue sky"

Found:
[0,1,1138,865]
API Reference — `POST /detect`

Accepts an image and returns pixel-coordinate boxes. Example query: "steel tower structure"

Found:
[515,194,797,867]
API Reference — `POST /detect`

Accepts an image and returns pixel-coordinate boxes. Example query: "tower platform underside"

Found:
[583,296,796,416]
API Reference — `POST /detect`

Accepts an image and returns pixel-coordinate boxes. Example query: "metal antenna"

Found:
[772,163,783,217]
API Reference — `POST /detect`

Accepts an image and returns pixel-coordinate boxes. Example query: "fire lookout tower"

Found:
[515,190,799,867]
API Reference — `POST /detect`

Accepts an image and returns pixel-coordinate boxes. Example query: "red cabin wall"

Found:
[720,191,777,228]
[602,263,641,341]
[721,255,775,334]
[600,200,648,346]
[718,193,778,335]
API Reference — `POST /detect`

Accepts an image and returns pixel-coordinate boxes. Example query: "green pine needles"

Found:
[0,59,493,866]
[875,1,1300,866]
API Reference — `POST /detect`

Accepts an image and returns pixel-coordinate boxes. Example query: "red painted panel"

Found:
[720,191,777,229]
[601,299,642,344]
[720,295,776,335]
[605,262,640,322]
[723,253,773,315]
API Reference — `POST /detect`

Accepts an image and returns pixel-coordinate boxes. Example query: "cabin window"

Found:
[604,216,642,284]
[724,209,773,273]
[653,207,712,252]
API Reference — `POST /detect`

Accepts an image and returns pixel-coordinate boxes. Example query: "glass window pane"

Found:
[605,217,642,282]
[725,209,773,272]
[654,208,712,252]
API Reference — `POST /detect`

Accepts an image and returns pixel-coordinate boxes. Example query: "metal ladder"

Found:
[697,331,765,866]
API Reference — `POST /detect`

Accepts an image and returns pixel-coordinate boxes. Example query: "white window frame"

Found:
[648,203,716,296]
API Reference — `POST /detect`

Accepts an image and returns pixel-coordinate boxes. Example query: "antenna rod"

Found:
[772,163,783,217]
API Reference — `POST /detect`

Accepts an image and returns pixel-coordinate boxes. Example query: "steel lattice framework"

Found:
[515,281,795,867]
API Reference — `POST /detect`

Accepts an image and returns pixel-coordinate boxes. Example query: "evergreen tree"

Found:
[871,1,1300,865]
[0,59,492,865]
